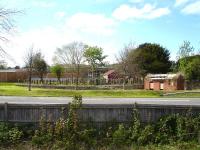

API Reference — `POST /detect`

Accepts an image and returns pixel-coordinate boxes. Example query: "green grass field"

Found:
[0,83,199,98]
[0,83,162,97]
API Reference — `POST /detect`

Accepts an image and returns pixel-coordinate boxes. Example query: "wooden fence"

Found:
[0,103,200,124]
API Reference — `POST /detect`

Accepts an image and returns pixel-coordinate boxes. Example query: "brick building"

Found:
[0,69,28,82]
[103,70,121,83]
[144,73,184,91]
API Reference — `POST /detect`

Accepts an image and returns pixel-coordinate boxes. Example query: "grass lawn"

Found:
[0,83,162,97]
[0,83,199,98]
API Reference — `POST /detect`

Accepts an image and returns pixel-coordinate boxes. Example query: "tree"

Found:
[84,46,107,84]
[53,41,86,89]
[51,64,64,83]
[0,7,20,59]
[0,60,7,69]
[24,46,35,91]
[177,41,194,73]
[116,42,136,89]
[128,43,171,76]
[14,66,20,69]
[185,56,200,81]
[33,52,48,83]
[178,55,200,81]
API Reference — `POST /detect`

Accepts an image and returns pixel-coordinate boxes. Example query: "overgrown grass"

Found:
[0,83,162,97]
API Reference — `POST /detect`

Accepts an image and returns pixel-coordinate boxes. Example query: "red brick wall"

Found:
[144,76,185,91]
[144,79,150,90]
[163,80,176,91]
[0,71,28,82]
[153,81,160,91]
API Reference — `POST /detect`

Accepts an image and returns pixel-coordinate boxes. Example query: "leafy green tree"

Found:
[184,56,200,80]
[84,46,107,83]
[33,52,48,83]
[51,64,64,83]
[177,41,194,72]
[128,43,171,76]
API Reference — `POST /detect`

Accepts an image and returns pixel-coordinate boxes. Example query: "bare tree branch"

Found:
[54,41,85,89]
[24,45,35,91]
[0,7,21,62]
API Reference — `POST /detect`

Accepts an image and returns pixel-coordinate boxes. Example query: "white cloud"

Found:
[54,11,66,19]
[182,1,200,15]
[66,13,116,36]
[174,0,189,7]
[5,27,66,66]
[4,12,118,66]
[112,4,170,21]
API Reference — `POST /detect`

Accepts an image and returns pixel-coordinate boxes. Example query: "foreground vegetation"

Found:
[1,141,200,150]
[1,95,200,150]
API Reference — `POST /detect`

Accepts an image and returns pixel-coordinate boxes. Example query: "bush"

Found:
[137,125,154,145]
[31,94,83,149]
[155,115,178,144]
[112,124,131,147]
[0,123,23,145]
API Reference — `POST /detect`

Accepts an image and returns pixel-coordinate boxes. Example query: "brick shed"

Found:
[144,73,184,91]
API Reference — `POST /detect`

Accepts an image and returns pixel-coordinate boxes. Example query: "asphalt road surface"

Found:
[0,96,200,106]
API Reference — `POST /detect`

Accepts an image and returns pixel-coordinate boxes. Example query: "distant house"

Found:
[144,73,184,91]
[103,70,121,83]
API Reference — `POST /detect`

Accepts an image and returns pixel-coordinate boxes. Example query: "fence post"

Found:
[4,102,8,122]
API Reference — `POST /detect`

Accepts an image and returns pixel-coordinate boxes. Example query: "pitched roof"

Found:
[103,70,115,76]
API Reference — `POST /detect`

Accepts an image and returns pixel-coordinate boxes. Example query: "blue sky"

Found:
[1,0,200,66]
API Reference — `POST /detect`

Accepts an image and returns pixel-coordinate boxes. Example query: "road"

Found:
[0,96,200,106]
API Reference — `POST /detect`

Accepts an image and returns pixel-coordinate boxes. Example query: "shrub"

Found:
[8,128,23,144]
[137,125,154,145]
[155,115,178,144]
[31,116,53,147]
[79,129,97,149]
[112,124,131,147]
[0,123,23,145]
[130,104,141,143]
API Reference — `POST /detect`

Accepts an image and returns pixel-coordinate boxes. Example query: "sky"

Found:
[0,0,200,67]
